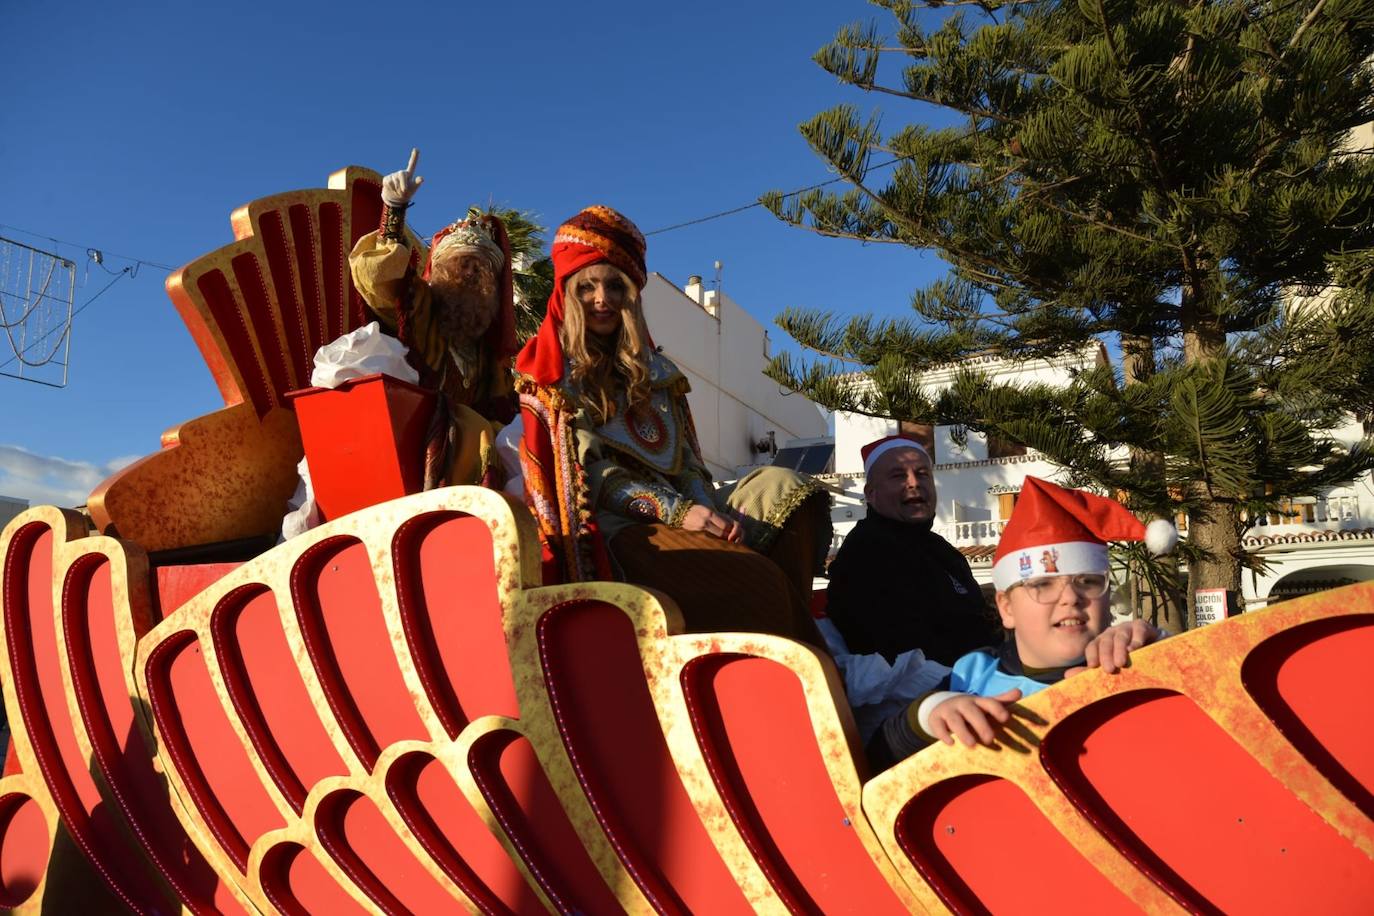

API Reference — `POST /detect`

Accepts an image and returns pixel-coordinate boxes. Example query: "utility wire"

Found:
[0,223,175,273]
[3,152,906,266]
[2,150,906,299]
[644,155,908,237]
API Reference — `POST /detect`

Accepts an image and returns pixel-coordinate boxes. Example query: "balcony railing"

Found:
[938,491,1364,546]
[1247,493,1363,530]
[938,519,1008,545]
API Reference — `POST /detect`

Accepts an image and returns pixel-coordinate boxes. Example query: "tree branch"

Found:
[852,80,1016,124]
[1288,0,1331,50]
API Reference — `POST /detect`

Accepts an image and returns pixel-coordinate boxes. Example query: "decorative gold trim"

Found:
[862,584,1374,910]
[0,506,257,913]
[380,203,408,242]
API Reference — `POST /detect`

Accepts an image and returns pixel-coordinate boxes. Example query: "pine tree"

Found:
[765,0,1374,628]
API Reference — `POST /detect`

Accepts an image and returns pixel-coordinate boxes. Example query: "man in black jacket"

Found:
[826,435,1002,666]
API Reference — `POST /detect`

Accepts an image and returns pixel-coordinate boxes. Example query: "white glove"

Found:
[381,148,424,207]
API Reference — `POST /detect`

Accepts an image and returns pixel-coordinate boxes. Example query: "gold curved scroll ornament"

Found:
[862,584,1374,913]
[132,486,671,912]
[88,166,386,553]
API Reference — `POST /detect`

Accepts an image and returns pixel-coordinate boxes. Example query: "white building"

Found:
[630,262,1372,614]
[641,273,828,479]
[0,495,28,529]
[821,345,1374,611]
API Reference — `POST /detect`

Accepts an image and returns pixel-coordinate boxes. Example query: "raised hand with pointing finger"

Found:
[381,148,424,208]
[378,148,424,241]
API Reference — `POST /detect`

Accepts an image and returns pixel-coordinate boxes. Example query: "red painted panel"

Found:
[686,654,910,915]
[261,843,369,916]
[1243,614,1374,819]
[146,631,284,870]
[1041,689,1374,913]
[229,253,291,404]
[349,180,383,329]
[66,555,231,913]
[2,524,158,910]
[469,730,622,914]
[0,793,47,908]
[539,599,750,914]
[288,204,323,356]
[258,210,310,389]
[215,586,348,810]
[319,203,346,344]
[197,269,273,418]
[316,790,459,913]
[293,538,427,769]
[155,563,240,622]
[397,513,520,738]
[350,178,383,248]
[388,751,545,915]
[289,376,433,522]
[895,775,1134,915]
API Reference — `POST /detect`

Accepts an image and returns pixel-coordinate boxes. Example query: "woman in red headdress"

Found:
[516,206,829,647]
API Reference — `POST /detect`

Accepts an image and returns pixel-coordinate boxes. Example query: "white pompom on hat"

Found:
[992,477,1177,591]
[1145,517,1179,556]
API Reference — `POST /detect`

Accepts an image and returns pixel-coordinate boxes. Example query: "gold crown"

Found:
[434,219,504,269]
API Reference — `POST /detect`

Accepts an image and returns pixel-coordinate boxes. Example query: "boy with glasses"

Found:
[869,477,1177,767]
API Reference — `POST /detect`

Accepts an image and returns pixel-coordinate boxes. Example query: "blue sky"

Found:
[1,0,951,506]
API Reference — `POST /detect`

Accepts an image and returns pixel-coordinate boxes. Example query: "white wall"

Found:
[0,495,29,529]
[641,273,827,478]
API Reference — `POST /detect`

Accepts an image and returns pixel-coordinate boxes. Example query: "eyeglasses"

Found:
[1009,573,1109,604]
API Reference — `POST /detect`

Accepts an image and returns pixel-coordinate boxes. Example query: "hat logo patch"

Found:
[1040,548,1060,574]
[1018,554,1033,578]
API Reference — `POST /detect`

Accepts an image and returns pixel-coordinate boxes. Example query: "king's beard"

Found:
[429,268,499,343]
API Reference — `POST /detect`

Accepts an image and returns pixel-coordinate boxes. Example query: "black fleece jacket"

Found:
[826,510,1003,666]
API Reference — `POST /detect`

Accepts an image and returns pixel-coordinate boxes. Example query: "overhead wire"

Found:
[0,151,909,373]
[0,223,174,273]
[644,155,910,237]
[3,148,914,271]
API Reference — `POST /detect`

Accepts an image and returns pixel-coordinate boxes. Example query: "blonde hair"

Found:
[559,264,653,425]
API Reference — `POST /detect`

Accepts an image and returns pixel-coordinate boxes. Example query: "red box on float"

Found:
[286,373,435,521]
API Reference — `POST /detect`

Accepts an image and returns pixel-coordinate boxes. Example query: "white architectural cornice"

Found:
[835,340,1107,390]
[1243,527,1374,549]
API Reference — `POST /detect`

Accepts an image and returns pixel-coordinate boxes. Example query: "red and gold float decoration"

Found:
[0,169,1370,913]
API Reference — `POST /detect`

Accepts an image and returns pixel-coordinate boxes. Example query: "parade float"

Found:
[0,168,1371,914]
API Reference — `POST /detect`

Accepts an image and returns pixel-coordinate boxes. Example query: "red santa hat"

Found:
[991,477,1177,591]
[861,434,930,476]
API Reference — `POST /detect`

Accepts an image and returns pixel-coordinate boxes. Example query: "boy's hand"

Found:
[927,689,1022,747]
[1073,619,1162,675]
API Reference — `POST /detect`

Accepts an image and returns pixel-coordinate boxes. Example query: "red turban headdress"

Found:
[515,205,647,385]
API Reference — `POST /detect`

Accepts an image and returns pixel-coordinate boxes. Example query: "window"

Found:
[986,433,1026,459]
[772,444,834,474]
